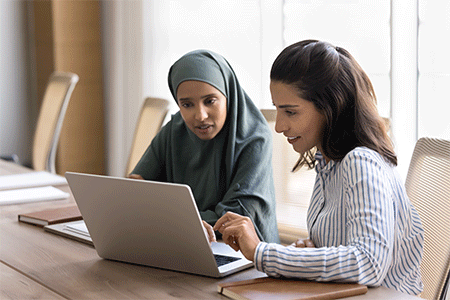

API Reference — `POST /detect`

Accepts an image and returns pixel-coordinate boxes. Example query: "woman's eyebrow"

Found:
[178,93,219,102]
[277,104,299,108]
[200,93,220,99]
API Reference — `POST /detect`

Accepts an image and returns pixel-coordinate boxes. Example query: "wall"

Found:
[1,1,106,175]
[49,1,106,175]
[0,0,33,166]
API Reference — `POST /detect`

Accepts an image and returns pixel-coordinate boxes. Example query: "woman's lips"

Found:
[287,136,300,144]
[196,124,213,134]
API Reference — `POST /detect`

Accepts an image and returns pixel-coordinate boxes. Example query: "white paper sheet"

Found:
[0,171,67,190]
[64,220,90,237]
[0,186,69,205]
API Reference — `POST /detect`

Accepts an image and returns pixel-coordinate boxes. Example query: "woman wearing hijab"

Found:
[129,50,279,243]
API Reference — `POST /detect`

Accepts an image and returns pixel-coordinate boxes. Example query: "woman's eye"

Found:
[181,102,192,108]
[205,98,217,105]
[285,110,296,116]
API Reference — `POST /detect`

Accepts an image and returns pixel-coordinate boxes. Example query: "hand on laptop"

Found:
[127,174,144,180]
[202,221,216,244]
[213,212,260,261]
[290,238,315,248]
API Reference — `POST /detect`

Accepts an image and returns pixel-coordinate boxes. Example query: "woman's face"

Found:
[177,80,227,140]
[270,80,326,157]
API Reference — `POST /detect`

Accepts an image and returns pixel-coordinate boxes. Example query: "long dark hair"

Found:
[271,40,396,170]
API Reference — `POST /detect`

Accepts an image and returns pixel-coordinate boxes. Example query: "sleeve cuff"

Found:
[254,242,268,272]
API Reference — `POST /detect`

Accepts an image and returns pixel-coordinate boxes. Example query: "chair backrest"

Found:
[32,72,79,173]
[126,97,170,176]
[405,137,450,300]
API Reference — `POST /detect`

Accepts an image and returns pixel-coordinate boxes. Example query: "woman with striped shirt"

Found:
[214,40,424,296]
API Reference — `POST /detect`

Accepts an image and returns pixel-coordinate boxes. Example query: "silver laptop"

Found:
[64,172,253,277]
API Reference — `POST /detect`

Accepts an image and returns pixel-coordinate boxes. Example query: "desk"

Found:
[0,160,421,299]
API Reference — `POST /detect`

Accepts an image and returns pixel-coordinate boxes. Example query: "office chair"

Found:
[126,97,170,176]
[32,72,79,173]
[405,137,450,300]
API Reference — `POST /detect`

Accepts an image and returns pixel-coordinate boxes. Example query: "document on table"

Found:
[65,220,90,237]
[0,186,69,206]
[0,171,67,191]
[44,220,93,246]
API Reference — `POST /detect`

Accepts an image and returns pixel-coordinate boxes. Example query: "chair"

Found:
[32,72,79,174]
[405,137,450,300]
[126,97,170,176]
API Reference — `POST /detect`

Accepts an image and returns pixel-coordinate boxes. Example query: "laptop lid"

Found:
[65,172,252,277]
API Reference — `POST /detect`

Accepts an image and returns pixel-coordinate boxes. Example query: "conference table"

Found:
[0,160,421,299]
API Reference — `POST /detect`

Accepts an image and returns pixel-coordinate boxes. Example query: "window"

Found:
[418,0,450,140]
[111,0,448,243]
[143,0,263,108]
[265,0,391,243]
[282,0,391,117]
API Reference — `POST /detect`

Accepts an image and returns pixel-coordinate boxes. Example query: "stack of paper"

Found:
[0,172,69,205]
[0,171,67,190]
[0,186,69,205]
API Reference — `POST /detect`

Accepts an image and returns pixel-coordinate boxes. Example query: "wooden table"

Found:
[0,160,421,299]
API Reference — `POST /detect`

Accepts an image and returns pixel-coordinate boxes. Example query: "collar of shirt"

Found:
[315,151,336,175]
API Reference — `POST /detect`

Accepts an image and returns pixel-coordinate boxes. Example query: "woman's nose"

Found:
[195,105,208,121]
[275,116,287,133]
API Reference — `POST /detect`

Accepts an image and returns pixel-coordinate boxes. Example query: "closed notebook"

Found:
[217,277,368,300]
[18,205,82,227]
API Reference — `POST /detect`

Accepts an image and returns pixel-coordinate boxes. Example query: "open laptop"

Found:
[63,172,253,277]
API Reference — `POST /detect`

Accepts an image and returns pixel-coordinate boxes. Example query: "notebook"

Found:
[19,205,82,227]
[63,171,253,277]
[218,277,368,300]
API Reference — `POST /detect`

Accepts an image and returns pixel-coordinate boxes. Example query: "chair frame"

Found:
[126,97,170,176]
[32,72,79,173]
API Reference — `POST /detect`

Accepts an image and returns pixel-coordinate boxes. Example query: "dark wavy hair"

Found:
[270,40,396,170]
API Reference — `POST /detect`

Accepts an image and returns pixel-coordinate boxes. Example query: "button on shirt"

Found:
[254,147,424,295]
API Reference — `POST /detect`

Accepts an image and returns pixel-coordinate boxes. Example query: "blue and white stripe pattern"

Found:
[255,147,424,295]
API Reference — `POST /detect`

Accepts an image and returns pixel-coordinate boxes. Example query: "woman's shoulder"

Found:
[341,147,391,171]
[340,148,406,198]
[344,147,386,161]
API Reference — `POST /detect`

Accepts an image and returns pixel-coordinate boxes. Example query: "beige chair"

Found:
[32,72,79,173]
[126,97,171,176]
[405,137,450,300]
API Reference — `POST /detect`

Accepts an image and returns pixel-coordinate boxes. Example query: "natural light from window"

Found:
[141,0,449,244]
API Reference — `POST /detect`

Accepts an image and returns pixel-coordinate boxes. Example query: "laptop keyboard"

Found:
[214,254,241,267]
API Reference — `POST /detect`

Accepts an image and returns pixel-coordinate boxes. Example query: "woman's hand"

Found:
[202,221,216,244]
[213,212,260,261]
[127,174,144,180]
[290,238,315,248]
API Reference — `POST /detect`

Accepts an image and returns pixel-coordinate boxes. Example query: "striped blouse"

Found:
[254,147,424,295]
